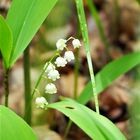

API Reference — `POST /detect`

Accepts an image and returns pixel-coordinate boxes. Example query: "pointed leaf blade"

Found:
[78,52,140,104]
[6,0,57,67]
[0,15,12,68]
[48,98,127,140]
[0,105,38,140]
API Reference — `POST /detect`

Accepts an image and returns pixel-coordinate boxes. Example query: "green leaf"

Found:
[0,15,12,69]
[0,105,38,140]
[6,0,58,67]
[48,98,127,140]
[78,52,140,104]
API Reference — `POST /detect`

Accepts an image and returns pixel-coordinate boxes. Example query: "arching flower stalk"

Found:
[34,37,81,109]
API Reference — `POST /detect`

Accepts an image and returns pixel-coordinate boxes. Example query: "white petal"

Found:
[64,51,75,62]
[55,57,67,67]
[35,97,48,108]
[56,39,67,51]
[45,63,55,74]
[48,69,60,81]
[45,83,57,94]
[72,39,81,49]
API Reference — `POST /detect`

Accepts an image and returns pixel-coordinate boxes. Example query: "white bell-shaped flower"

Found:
[56,39,67,51]
[45,63,55,74]
[35,97,48,108]
[64,51,75,62]
[55,57,67,67]
[45,83,57,94]
[72,39,81,49]
[48,69,60,81]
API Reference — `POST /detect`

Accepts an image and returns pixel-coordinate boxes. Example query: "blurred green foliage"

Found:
[45,0,73,29]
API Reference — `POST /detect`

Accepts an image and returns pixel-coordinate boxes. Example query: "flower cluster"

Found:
[35,37,81,108]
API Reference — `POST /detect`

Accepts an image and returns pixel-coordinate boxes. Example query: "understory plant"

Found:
[1,0,140,140]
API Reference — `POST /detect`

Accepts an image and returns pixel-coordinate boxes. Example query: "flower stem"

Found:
[64,120,73,139]
[24,51,58,124]
[4,69,9,107]
[31,51,58,99]
[64,48,80,138]
[23,47,32,125]
[75,0,100,114]
[74,48,79,99]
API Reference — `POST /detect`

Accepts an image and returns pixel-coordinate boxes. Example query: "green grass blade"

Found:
[75,0,99,113]
[78,52,140,104]
[6,0,58,67]
[87,0,109,48]
[48,98,127,140]
[0,15,12,69]
[0,105,38,140]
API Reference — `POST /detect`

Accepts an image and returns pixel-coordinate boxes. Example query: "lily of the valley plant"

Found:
[35,37,81,108]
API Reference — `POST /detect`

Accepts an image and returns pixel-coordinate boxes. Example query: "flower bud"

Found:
[56,39,67,51]
[48,69,60,81]
[55,57,67,67]
[45,83,57,94]
[72,39,81,49]
[64,51,75,62]
[35,97,48,108]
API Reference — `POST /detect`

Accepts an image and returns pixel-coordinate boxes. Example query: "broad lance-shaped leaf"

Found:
[78,52,140,104]
[6,0,58,67]
[0,16,12,69]
[48,98,127,140]
[0,105,38,140]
